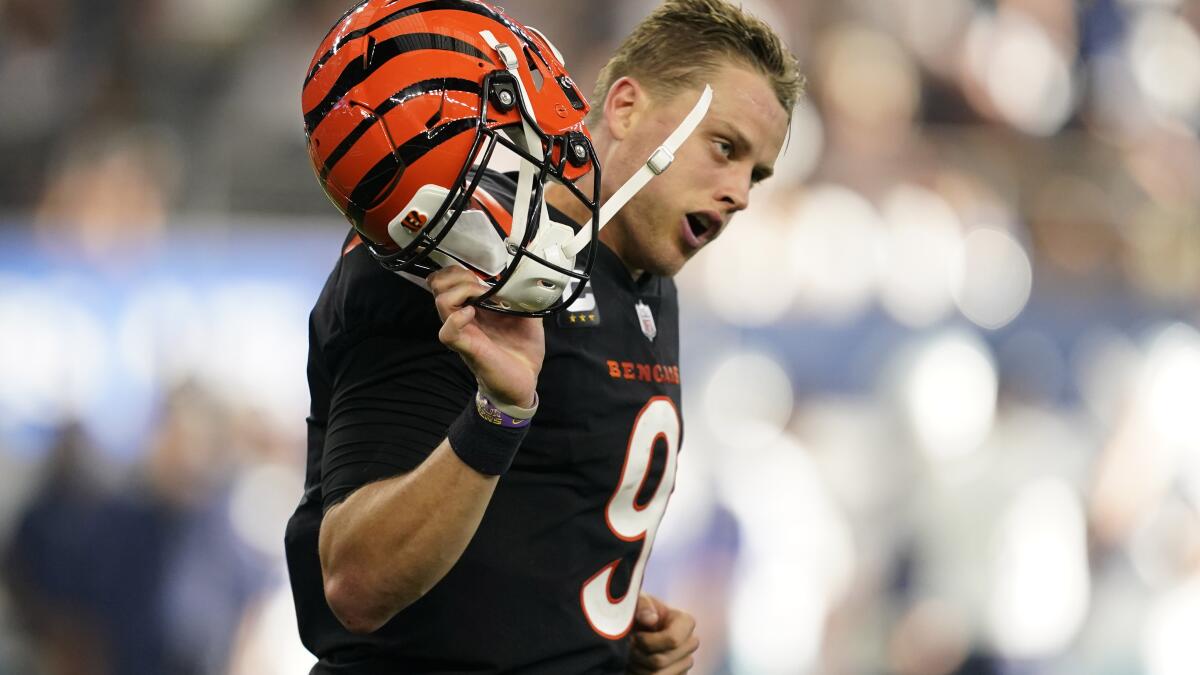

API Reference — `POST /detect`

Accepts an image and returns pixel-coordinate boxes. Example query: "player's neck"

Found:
[598,227,644,281]
[545,176,644,281]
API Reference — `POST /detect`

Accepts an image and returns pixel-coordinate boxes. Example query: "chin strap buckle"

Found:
[647,147,674,175]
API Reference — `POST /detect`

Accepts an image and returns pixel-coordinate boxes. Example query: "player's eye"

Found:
[714,138,733,158]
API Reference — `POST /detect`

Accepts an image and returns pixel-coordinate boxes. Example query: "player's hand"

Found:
[626,592,699,675]
[428,266,544,409]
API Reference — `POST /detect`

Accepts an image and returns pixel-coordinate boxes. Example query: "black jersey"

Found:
[285,170,683,674]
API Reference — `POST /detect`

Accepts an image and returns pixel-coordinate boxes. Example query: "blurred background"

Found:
[0,0,1198,673]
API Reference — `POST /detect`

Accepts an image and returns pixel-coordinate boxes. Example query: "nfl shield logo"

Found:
[635,300,656,341]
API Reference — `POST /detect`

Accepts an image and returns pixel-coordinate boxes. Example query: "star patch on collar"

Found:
[557,278,601,328]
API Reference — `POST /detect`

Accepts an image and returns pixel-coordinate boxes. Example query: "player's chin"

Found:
[659,250,693,277]
[638,231,693,277]
[672,238,705,272]
[638,248,687,278]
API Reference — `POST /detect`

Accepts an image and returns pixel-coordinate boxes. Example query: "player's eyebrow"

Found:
[716,121,774,183]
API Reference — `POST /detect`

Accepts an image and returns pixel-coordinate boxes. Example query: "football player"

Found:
[286,0,801,673]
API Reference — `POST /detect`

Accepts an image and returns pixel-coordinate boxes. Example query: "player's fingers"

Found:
[627,657,696,674]
[429,267,482,298]
[628,634,699,670]
[634,592,668,631]
[435,266,486,293]
[427,265,475,293]
[432,279,488,322]
[660,655,696,675]
[437,305,478,355]
[627,655,696,675]
[647,654,695,675]
[631,609,697,652]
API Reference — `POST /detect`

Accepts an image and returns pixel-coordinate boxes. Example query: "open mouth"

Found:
[684,212,720,246]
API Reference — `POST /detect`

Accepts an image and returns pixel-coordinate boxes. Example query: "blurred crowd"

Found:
[1,0,1198,674]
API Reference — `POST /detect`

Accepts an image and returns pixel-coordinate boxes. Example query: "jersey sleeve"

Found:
[315,245,476,513]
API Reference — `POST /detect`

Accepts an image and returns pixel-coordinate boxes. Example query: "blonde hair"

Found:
[590,0,803,121]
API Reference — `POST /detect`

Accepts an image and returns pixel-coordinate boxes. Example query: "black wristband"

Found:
[446,392,534,476]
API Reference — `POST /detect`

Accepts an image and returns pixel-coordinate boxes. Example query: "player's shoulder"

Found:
[310,230,444,359]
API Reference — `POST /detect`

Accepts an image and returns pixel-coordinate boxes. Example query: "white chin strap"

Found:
[562,84,713,258]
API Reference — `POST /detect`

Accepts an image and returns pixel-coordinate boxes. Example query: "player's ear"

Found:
[603,76,644,142]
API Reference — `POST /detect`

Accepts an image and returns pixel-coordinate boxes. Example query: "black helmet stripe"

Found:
[314,0,372,54]
[306,0,455,85]
[320,77,482,179]
[305,0,551,87]
[345,116,480,227]
[304,32,489,134]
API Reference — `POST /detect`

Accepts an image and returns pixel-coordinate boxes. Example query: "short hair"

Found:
[590,0,803,122]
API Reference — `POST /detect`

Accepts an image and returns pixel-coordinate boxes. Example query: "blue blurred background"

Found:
[1,0,1198,673]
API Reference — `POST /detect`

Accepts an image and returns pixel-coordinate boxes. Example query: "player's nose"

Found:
[716,169,751,214]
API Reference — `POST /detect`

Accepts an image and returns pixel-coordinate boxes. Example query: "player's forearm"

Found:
[319,439,498,633]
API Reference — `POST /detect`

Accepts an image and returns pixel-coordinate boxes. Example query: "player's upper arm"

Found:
[320,331,474,512]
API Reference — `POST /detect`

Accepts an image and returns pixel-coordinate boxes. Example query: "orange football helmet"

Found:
[303,0,600,314]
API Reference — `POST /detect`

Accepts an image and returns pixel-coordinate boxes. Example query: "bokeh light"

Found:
[789,184,881,321]
[952,228,1033,330]
[987,479,1090,658]
[895,0,974,73]
[198,283,310,429]
[819,25,920,133]
[769,99,825,190]
[1128,10,1200,122]
[1136,322,1200,450]
[701,351,794,448]
[899,330,998,462]
[877,184,962,327]
[0,278,106,429]
[970,9,1075,136]
[1144,577,1200,675]
[698,212,802,326]
[719,436,855,675]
